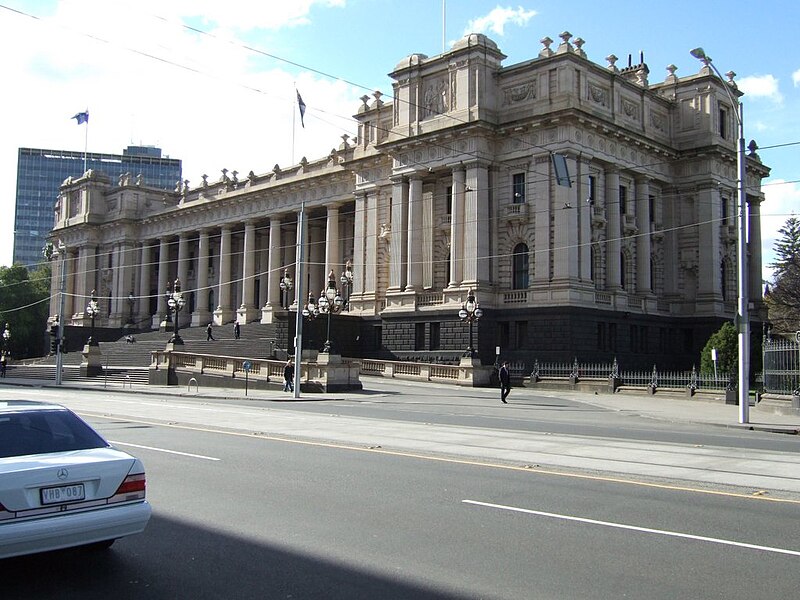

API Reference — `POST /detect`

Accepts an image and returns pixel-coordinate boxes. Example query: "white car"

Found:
[0,400,151,559]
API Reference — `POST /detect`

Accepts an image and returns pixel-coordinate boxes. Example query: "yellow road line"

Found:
[84,411,800,505]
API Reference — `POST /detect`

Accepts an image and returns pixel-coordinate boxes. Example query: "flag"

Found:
[296,91,306,128]
[72,111,89,125]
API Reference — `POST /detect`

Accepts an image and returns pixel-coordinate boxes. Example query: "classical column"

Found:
[533,154,551,283]
[118,241,136,326]
[697,184,722,301]
[267,217,282,307]
[365,190,379,296]
[325,204,341,277]
[578,158,593,282]
[192,229,211,326]
[176,234,189,327]
[388,176,409,292]
[62,249,75,320]
[352,192,366,300]
[238,220,257,322]
[748,197,763,302]
[405,175,423,292]
[449,167,465,287]
[635,177,652,294]
[605,168,622,289]
[139,242,152,323]
[553,155,579,281]
[214,226,234,324]
[463,162,490,287]
[155,238,170,326]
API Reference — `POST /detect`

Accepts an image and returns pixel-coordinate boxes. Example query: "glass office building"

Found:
[13,146,182,268]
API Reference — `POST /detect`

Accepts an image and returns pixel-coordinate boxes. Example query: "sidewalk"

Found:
[1,374,798,434]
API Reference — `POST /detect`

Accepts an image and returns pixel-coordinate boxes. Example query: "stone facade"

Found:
[47,32,770,371]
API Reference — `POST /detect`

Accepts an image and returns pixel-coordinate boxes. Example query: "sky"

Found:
[1,0,798,285]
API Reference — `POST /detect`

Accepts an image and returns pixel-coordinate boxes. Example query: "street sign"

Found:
[242,360,252,372]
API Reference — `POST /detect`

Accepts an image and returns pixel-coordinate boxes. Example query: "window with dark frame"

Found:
[512,173,526,203]
[512,243,529,290]
[619,185,627,214]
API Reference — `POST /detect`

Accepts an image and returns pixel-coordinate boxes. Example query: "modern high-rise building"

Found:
[13,145,181,268]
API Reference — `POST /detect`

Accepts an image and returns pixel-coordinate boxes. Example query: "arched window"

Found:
[512,243,529,290]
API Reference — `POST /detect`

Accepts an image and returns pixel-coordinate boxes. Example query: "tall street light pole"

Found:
[691,47,749,424]
[318,271,343,354]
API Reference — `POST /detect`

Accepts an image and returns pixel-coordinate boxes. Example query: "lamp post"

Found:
[165,278,186,345]
[85,290,99,346]
[340,260,354,311]
[691,47,749,424]
[301,291,319,352]
[2,323,9,355]
[127,291,135,325]
[458,288,483,358]
[280,268,294,309]
[318,270,344,354]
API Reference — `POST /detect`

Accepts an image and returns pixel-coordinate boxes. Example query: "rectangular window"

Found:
[648,195,656,224]
[414,323,426,351]
[512,173,526,203]
[429,322,440,351]
[619,186,627,214]
[499,322,510,349]
[719,106,728,139]
[515,321,528,349]
[588,175,596,205]
[721,197,729,222]
[446,186,452,215]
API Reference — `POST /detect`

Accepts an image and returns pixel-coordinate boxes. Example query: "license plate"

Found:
[40,483,85,505]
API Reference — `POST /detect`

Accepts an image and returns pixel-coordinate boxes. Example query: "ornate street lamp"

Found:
[318,270,344,353]
[690,47,750,424]
[458,288,483,358]
[340,260,354,311]
[85,290,99,346]
[165,278,186,345]
[127,291,135,325]
[279,268,294,309]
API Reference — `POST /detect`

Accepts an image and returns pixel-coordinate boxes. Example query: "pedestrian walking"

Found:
[206,323,215,341]
[233,321,241,339]
[0,352,7,378]
[283,358,294,392]
[499,361,511,403]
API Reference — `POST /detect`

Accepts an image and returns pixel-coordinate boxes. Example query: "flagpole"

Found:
[83,108,88,173]
[292,85,296,165]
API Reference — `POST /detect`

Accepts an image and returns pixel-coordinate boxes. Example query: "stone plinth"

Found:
[80,344,103,377]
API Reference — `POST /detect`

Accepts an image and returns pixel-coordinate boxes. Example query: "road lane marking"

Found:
[109,441,220,461]
[462,499,800,557]
[83,412,800,505]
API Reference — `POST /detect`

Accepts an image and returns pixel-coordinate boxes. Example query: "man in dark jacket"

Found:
[499,361,511,404]
[283,359,294,392]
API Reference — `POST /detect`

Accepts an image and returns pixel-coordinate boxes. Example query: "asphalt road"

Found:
[0,385,798,599]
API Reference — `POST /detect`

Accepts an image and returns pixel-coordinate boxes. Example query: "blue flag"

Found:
[296,91,306,128]
[72,111,89,125]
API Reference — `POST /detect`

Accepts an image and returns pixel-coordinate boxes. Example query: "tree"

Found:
[700,322,737,375]
[0,264,52,359]
[766,216,800,334]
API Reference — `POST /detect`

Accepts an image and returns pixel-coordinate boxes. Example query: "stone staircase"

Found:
[9,322,284,385]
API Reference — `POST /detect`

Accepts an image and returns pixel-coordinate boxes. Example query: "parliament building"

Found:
[47,32,770,370]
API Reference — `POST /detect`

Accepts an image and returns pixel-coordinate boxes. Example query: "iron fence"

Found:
[763,336,800,395]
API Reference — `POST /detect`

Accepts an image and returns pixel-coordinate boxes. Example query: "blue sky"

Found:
[1,0,798,284]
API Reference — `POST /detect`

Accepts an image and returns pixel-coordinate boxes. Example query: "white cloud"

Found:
[760,179,800,283]
[463,5,536,37]
[738,74,783,104]
[0,1,354,266]
[793,69,800,87]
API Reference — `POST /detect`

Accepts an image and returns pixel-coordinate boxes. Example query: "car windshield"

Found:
[0,409,109,458]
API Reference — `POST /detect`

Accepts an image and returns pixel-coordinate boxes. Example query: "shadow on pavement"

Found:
[0,514,472,600]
